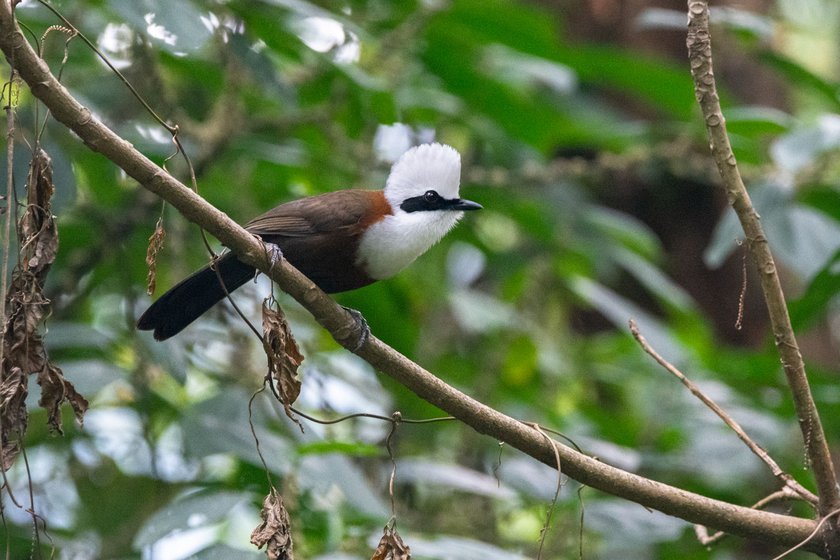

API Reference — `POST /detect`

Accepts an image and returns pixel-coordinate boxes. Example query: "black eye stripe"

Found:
[400,193,482,213]
[401,190,450,213]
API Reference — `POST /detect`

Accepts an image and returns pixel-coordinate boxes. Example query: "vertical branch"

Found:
[0,69,14,362]
[686,0,840,516]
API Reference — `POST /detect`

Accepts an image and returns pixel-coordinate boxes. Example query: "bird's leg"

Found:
[262,238,369,350]
[256,241,285,286]
[263,241,284,269]
[341,306,370,352]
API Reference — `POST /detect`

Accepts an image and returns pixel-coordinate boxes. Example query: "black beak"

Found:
[449,198,482,211]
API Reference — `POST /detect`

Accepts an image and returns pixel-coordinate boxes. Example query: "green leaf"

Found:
[297,440,381,456]
[759,51,840,110]
[397,459,517,499]
[610,247,696,313]
[448,289,519,334]
[800,186,840,223]
[181,391,295,473]
[771,115,840,173]
[725,106,793,137]
[56,360,127,396]
[586,206,661,260]
[637,7,774,40]
[587,499,684,552]
[570,276,685,362]
[765,205,840,281]
[297,454,388,518]
[407,534,532,559]
[706,182,840,281]
[421,0,653,149]
[790,248,840,329]
[107,0,213,54]
[189,544,263,560]
[133,489,250,548]
[556,44,696,120]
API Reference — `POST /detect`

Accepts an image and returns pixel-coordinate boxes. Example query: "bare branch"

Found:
[696,488,801,547]
[772,508,840,560]
[686,0,840,515]
[630,320,817,505]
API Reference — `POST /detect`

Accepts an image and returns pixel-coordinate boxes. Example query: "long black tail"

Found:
[137,253,256,340]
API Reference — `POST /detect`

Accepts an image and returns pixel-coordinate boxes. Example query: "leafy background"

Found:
[3,0,840,558]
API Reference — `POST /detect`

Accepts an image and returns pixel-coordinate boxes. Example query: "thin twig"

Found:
[630,320,817,505]
[385,412,400,519]
[290,406,454,427]
[576,486,586,560]
[531,423,564,560]
[20,445,51,557]
[523,422,583,454]
[1,500,9,560]
[0,65,17,502]
[772,508,840,560]
[686,0,839,515]
[248,386,275,489]
[696,488,799,546]
[492,441,504,487]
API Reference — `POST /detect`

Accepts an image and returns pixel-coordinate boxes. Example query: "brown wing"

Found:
[245,190,377,237]
[244,189,391,293]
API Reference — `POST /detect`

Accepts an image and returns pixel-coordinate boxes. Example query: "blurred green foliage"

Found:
[3,0,840,558]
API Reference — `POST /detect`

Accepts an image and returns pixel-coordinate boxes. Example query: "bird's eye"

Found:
[423,190,439,202]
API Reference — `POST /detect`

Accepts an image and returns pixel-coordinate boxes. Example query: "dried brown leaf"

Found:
[262,299,303,425]
[371,524,411,560]
[21,148,58,278]
[6,281,50,343]
[37,363,89,435]
[19,206,58,275]
[250,489,294,560]
[1,441,20,471]
[0,146,85,470]
[27,148,55,208]
[0,366,27,471]
[0,366,28,428]
[145,217,166,295]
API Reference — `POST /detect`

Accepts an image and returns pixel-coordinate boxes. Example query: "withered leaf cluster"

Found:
[261,298,303,426]
[1,148,88,471]
[145,216,166,295]
[250,488,294,560]
[371,523,411,560]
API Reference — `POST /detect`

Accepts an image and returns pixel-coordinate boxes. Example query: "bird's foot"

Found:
[341,306,370,352]
[264,242,284,269]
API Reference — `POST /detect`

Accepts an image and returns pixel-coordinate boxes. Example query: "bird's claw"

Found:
[264,242,284,268]
[341,306,370,351]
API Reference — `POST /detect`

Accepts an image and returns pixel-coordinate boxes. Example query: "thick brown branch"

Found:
[0,2,832,554]
[686,0,840,517]
[696,488,803,547]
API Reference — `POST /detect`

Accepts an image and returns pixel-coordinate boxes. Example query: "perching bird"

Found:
[137,143,481,340]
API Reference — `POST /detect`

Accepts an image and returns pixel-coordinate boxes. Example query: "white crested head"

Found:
[384,143,461,208]
[357,142,479,281]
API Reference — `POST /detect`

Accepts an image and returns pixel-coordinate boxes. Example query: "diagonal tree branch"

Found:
[0,1,833,554]
[686,0,840,517]
[630,320,817,505]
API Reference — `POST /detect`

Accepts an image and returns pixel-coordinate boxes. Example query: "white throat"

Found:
[356,208,464,280]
